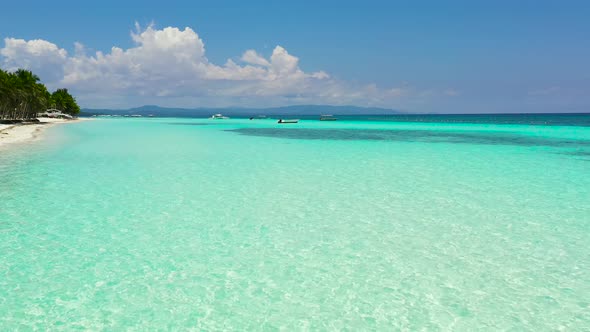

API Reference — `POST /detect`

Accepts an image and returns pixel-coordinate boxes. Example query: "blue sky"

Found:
[1,0,589,113]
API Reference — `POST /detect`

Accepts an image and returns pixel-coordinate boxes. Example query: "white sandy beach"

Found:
[0,118,86,149]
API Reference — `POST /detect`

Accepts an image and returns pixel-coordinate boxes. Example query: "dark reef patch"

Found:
[227,128,590,148]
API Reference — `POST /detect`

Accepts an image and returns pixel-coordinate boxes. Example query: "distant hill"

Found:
[81,105,402,117]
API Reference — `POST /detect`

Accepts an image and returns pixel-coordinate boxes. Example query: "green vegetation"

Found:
[51,88,80,116]
[0,68,80,120]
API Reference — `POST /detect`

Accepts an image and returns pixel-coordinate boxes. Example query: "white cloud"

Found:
[269,46,300,76]
[0,38,68,81]
[241,50,270,67]
[0,23,422,108]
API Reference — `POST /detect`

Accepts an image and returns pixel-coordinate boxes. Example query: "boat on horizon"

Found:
[320,114,337,121]
[210,113,229,119]
[278,119,299,124]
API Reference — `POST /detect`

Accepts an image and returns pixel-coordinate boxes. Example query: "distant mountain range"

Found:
[81,105,402,117]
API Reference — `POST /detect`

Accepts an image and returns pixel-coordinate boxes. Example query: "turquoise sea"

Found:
[1,115,589,330]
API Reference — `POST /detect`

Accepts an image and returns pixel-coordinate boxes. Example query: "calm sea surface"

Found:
[1,114,589,330]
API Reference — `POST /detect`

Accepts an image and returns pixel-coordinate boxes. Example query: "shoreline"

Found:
[0,118,88,150]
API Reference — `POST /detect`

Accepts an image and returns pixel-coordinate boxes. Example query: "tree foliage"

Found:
[0,68,80,120]
[51,88,80,115]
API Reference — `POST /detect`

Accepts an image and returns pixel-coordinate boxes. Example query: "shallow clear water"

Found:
[1,116,589,330]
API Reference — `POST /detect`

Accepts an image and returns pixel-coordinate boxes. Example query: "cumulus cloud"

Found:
[0,38,68,81]
[241,50,270,67]
[0,23,428,108]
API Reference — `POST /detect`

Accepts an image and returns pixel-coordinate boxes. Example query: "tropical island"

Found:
[0,68,81,147]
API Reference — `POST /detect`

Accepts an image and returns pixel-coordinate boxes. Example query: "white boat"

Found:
[320,114,337,121]
[278,119,299,124]
[210,113,229,119]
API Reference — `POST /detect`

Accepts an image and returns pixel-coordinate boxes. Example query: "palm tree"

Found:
[14,69,47,119]
[0,68,77,120]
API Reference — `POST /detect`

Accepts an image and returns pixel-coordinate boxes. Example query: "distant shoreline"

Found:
[0,118,88,150]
